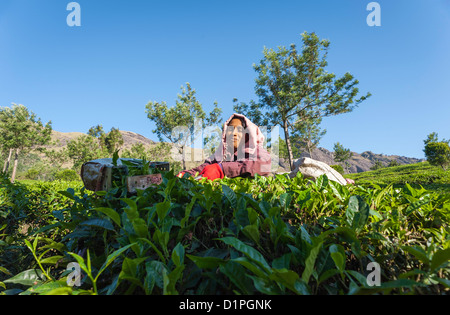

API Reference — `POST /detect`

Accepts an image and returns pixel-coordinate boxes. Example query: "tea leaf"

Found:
[242,225,260,245]
[187,255,227,269]
[346,195,370,232]
[97,243,136,281]
[329,244,346,273]
[80,218,115,231]
[172,243,185,267]
[219,261,254,295]
[302,239,323,283]
[431,248,450,271]
[4,269,45,286]
[223,185,237,209]
[219,237,271,273]
[91,207,121,227]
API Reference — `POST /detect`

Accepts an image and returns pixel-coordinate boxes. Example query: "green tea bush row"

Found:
[0,171,449,295]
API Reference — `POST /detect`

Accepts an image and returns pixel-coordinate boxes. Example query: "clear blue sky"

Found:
[1,0,449,159]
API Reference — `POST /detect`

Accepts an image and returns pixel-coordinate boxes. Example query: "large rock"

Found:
[289,157,348,186]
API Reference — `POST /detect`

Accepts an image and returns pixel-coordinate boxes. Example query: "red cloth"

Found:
[199,163,224,180]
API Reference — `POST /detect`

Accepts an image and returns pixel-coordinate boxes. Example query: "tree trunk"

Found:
[283,120,294,171]
[180,145,187,171]
[2,148,13,173]
[11,149,19,183]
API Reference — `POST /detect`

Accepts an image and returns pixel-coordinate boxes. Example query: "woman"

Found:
[178,113,271,180]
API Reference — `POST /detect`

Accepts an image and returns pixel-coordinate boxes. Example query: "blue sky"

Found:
[0,0,449,159]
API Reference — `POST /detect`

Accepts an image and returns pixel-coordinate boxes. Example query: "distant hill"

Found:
[279,147,425,174]
[50,130,156,149]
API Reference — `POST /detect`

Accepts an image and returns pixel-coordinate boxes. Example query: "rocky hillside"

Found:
[50,130,156,149]
[278,147,425,174]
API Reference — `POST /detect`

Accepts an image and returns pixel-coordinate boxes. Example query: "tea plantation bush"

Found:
[0,170,449,295]
[347,162,450,193]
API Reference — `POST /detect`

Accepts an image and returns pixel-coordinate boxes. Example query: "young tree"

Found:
[424,132,439,146]
[0,104,52,182]
[234,32,371,170]
[88,124,106,149]
[104,127,124,155]
[122,143,148,160]
[423,133,450,170]
[145,83,222,170]
[333,142,353,173]
[43,146,69,168]
[67,135,104,171]
[88,124,105,139]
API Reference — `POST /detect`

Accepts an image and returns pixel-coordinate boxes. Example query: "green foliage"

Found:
[54,169,80,182]
[122,143,148,160]
[24,169,40,181]
[104,128,124,155]
[88,125,105,139]
[0,104,52,182]
[145,83,223,170]
[424,142,450,170]
[424,132,440,146]
[333,142,353,163]
[121,143,181,173]
[333,142,353,173]
[347,162,450,193]
[1,164,449,295]
[423,133,450,170]
[330,165,344,175]
[0,178,86,284]
[66,135,104,170]
[388,160,400,168]
[65,126,125,170]
[43,147,69,168]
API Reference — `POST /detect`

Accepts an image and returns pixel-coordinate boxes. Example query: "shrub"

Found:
[54,169,81,182]
[424,142,450,170]
[388,160,400,167]
[24,168,40,180]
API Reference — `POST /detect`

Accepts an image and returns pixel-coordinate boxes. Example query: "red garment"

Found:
[199,163,224,180]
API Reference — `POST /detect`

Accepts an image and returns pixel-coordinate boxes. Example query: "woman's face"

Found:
[226,118,244,149]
